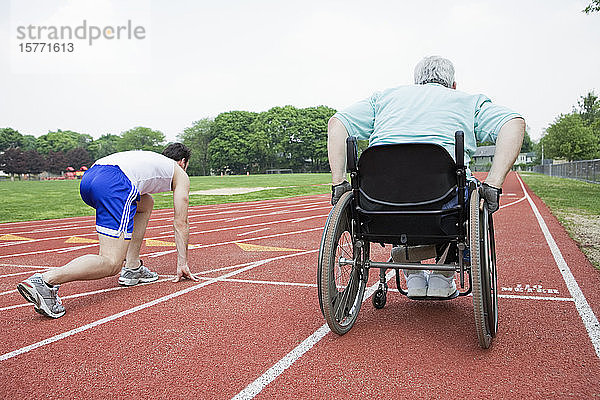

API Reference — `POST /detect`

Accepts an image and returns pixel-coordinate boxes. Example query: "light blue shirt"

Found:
[333,83,521,168]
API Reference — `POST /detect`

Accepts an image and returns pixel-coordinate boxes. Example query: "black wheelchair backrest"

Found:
[357,142,457,206]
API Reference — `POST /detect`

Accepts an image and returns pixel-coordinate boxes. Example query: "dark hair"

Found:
[162,143,191,162]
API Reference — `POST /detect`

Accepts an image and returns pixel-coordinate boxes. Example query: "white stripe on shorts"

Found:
[118,185,138,238]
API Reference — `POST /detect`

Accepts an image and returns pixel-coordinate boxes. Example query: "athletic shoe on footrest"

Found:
[427,273,457,298]
[118,260,159,286]
[405,271,428,298]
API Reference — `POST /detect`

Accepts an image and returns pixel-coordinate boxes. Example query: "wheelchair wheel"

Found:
[318,191,367,335]
[469,189,499,349]
[372,284,387,309]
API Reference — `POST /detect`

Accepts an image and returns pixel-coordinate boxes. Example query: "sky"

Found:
[1,0,599,143]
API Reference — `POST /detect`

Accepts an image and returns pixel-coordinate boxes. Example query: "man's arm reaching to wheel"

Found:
[481,117,526,212]
[328,117,352,205]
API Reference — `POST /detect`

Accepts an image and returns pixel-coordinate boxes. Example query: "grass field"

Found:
[0,173,331,223]
[520,172,600,269]
[519,172,600,215]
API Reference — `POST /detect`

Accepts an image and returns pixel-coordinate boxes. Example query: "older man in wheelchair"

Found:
[318,56,525,348]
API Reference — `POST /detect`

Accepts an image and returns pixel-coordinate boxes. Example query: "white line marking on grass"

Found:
[231,271,395,400]
[0,250,317,361]
[517,173,600,358]
[237,228,270,237]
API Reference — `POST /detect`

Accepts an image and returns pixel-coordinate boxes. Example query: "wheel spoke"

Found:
[333,272,355,322]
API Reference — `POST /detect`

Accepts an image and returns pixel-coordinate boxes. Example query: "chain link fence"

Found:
[532,159,600,184]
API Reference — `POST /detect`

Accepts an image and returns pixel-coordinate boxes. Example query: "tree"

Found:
[251,106,298,170]
[0,147,27,178]
[520,130,533,153]
[66,147,93,170]
[23,149,46,175]
[178,119,215,176]
[36,130,92,154]
[295,106,335,172]
[118,127,166,152]
[541,113,599,161]
[209,111,260,174]
[88,134,122,160]
[577,91,600,126]
[21,135,38,151]
[584,0,600,13]
[0,128,23,151]
[45,151,68,174]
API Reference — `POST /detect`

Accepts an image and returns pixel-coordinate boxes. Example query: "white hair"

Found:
[414,56,455,88]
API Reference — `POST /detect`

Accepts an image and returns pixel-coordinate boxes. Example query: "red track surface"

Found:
[1,171,599,399]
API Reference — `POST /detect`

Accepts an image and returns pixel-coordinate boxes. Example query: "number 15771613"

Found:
[19,42,74,52]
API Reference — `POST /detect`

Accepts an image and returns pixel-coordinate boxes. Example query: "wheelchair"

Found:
[317,131,498,349]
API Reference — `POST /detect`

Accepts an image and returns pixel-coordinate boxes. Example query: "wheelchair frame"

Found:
[317,131,498,348]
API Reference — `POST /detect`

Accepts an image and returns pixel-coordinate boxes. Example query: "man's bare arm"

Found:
[327,117,349,185]
[485,117,526,188]
[171,165,197,282]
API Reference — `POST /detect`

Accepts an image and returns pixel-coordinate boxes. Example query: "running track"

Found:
[1,171,599,399]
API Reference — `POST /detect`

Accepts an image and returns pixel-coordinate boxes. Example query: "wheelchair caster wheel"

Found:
[372,288,387,309]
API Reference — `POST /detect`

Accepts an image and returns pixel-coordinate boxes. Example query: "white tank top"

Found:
[95,151,176,195]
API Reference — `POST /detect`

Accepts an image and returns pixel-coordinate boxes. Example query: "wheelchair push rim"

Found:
[317,191,367,335]
[469,189,499,348]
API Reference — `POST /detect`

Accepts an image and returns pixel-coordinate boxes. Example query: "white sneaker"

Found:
[118,260,158,286]
[405,271,428,298]
[427,273,457,297]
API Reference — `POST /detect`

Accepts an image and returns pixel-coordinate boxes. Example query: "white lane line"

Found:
[237,228,270,237]
[517,173,600,358]
[198,277,317,288]
[0,277,172,311]
[0,215,326,265]
[0,201,328,245]
[0,269,49,279]
[0,250,316,362]
[498,294,574,302]
[0,210,328,256]
[387,287,574,302]
[148,227,323,258]
[231,271,395,400]
[0,263,56,269]
[2,250,321,310]
[499,196,526,209]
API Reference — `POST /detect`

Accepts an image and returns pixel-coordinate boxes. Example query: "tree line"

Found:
[179,106,335,175]
[540,92,600,162]
[0,126,166,178]
[0,105,336,178]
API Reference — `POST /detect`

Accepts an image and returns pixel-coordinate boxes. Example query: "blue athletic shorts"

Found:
[80,165,140,239]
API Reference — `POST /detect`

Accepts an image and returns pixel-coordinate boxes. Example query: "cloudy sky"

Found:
[1,0,599,142]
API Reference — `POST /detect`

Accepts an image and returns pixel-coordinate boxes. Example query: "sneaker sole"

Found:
[16,282,65,318]
[118,275,158,286]
[118,278,140,286]
[407,288,428,298]
[426,288,458,298]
